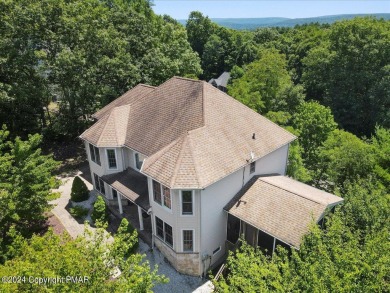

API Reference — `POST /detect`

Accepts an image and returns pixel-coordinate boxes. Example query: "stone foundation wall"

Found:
[154,237,200,276]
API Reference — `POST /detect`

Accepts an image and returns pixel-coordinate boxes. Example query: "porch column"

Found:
[117,193,123,214]
[138,206,144,231]
[272,237,276,255]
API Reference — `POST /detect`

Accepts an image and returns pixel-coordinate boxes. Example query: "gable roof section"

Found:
[81,77,296,189]
[224,175,343,248]
[80,105,130,147]
[124,77,204,156]
[92,84,155,120]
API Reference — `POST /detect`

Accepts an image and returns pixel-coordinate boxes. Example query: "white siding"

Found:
[147,178,201,255]
[199,144,289,271]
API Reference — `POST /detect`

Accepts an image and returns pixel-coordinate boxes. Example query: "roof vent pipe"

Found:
[252,133,256,140]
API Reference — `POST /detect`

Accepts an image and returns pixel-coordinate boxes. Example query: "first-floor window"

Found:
[155,216,173,248]
[156,217,164,239]
[181,191,193,215]
[106,149,117,169]
[112,188,118,199]
[93,173,105,195]
[183,230,193,252]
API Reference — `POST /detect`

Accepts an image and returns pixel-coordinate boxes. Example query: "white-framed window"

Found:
[89,144,101,166]
[134,152,144,170]
[112,188,118,199]
[155,216,173,248]
[93,173,105,195]
[250,161,256,174]
[153,180,171,210]
[181,190,193,215]
[106,149,117,169]
[182,230,194,252]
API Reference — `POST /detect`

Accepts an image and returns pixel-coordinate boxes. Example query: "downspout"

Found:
[242,165,245,187]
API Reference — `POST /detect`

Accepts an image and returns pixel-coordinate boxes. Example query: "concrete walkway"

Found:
[49,172,95,239]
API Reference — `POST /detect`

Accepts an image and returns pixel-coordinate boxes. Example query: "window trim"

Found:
[106,148,118,170]
[182,229,195,252]
[93,173,105,195]
[152,180,172,211]
[180,190,194,216]
[89,144,101,166]
[250,161,256,174]
[155,216,174,248]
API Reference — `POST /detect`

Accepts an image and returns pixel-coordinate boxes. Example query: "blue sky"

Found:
[152,1,390,19]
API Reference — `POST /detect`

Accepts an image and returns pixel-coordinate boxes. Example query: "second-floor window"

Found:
[153,180,162,205]
[135,153,144,170]
[106,149,117,169]
[181,191,193,215]
[89,144,101,166]
[153,180,171,209]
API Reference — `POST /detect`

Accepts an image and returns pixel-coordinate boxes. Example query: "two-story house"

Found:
[80,77,343,276]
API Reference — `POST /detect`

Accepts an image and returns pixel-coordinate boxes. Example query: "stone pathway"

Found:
[49,172,95,239]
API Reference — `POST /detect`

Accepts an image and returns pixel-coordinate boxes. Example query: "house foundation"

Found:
[154,237,200,276]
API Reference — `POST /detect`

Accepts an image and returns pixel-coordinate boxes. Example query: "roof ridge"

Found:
[143,135,185,173]
[259,176,326,206]
[203,82,297,142]
[96,112,116,145]
[172,76,203,83]
[138,83,156,89]
[170,135,189,187]
[187,133,201,188]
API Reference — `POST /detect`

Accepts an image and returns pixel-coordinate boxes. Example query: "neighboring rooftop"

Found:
[208,71,230,89]
[224,175,343,247]
[80,77,296,189]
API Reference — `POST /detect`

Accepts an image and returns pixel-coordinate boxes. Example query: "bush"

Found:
[116,218,139,257]
[69,206,89,220]
[70,176,89,202]
[92,195,109,225]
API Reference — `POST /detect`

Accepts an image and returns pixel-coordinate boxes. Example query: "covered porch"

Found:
[224,175,344,255]
[102,168,152,245]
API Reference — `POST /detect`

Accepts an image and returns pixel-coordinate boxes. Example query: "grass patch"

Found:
[69,206,89,220]
[47,192,61,201]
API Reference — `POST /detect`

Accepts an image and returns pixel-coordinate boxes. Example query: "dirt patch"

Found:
[46,212,67,235]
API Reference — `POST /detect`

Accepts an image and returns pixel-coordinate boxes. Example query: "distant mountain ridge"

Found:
[178,13,390,29]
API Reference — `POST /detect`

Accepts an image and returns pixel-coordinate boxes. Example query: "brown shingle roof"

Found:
[81,77,297,188]
[224,175,343,247]
[92,84,155,120]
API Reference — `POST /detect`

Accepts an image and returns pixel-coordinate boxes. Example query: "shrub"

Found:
[92,195,109,225]
[116,218,139,257]
[70,176,89,202]
[69,206,89,220]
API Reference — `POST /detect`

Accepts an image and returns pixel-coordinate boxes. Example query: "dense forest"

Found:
[0,0,389,291]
